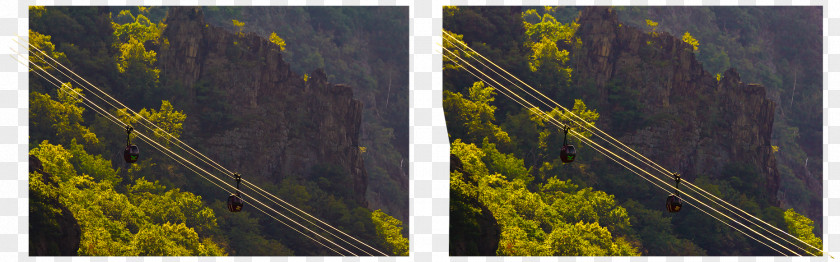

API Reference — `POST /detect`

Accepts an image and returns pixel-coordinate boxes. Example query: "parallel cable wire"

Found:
[441,31,826,256]
[18,53,356,256]
[441,32,823,254]
[30,66,349,257]
[445,51,791,256]
[440,44,804,256]
[20,37,387,256]
[441,50,793,256]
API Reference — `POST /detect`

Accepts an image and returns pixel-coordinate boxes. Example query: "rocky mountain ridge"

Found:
[573,7,779,203]
[159,7,368,206]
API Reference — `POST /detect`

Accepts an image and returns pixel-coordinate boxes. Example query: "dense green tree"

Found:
[112,11,163,45]
[116,100,186,147]
[371,209,409,255]
[443,81,511,147]
[30,86,99,146]
[28,30,69,78]
[116,37,159,105]
[784,208,822,256]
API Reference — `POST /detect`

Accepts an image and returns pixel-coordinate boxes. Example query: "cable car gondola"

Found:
[228,173,244,212]
[124,126,139,163]
[560,126,576,163]
[666,173,683,212]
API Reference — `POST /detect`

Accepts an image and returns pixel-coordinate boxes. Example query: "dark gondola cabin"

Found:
[228,172,244,212]
[123,126,139,163]
[228,194,244,212]
[560,145,576,163]
[124,145,139,163]
[666,194,682,212]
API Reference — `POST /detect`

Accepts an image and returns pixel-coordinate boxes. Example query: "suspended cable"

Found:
[441,50,790,256]
[19,52,360,256]
[442,32,826,256]
[440,43,808,256]
[20,37,389,256]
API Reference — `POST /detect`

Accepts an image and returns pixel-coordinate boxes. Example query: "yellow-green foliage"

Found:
[443,81,511,146]
[30,141,225,256]
[269,32,286,51]
[784,208,822,256]
[645,19,659,37]
[232,19,245,37]
[28,30,68,73]
[116,100,186,147]
[113,12,162,43]
[682,32,699,51]
[522,9,578,78]
[30,86,99,146]
[371,210,409,255]
[451,135,637,256]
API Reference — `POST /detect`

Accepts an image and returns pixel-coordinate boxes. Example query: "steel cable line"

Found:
[441,50,793,256]
[441,32,826,256]
[19,53,357,256]
[440,46,805,256]
[440,34,822,255]
[442,31,674,177]
[20,38,388,256]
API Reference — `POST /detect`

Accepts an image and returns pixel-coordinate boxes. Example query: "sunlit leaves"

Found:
[645,19,659,37]
[784,208,822,256]
[522,10,577,79]
[31,138,225,256]
[443,81,511,146]
[61,173,224,256]
[232,19,245,37]
[68,140,119,183]
[269,32,286,51]
[131,222,224,256]
[371,209,409,255]
[30,86,99,146]
[28,30,69,74]
[682,32,699,51]
[112,12,162,45]
[442,29,477,72]
[30,141,77,181]
[116,100,187,147]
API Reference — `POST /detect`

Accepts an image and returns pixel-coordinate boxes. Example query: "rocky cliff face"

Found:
[159,7,367,206]
[573,7,779,203]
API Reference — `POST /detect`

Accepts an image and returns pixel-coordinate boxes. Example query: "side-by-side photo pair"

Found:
[21,3,825,258]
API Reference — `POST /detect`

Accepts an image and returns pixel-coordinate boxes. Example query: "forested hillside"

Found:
[445,6,821,256]
[29,6,407,256]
